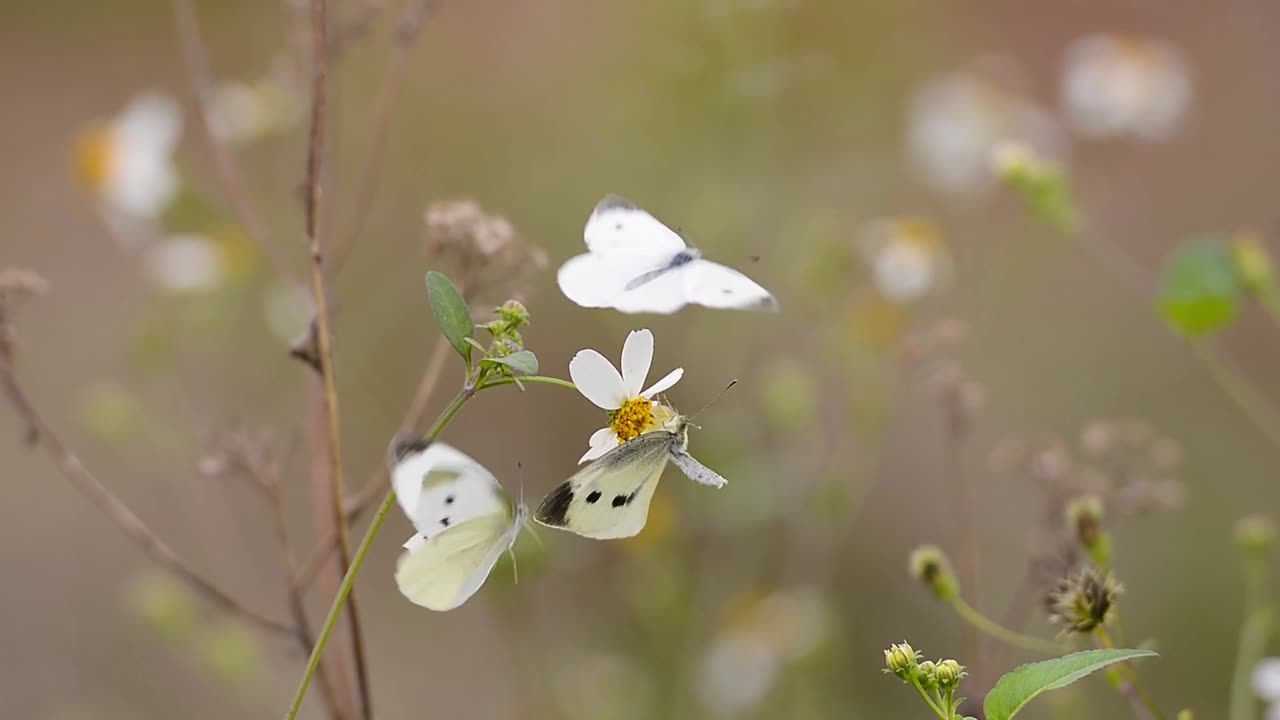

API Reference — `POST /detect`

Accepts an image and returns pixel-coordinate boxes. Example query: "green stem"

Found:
[1188,341,1280,453]
[283,390,471,720]
[948,596,1065,655]
[910,679,948,719]
[479,374,577,392]
[1229,554,1273,720]
[1096,626,1166,720]
[283,372,578,718]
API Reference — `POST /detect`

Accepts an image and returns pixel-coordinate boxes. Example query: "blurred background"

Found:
[3,0,1280,718]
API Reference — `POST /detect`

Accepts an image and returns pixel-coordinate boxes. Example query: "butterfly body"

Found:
[557,195,778,314]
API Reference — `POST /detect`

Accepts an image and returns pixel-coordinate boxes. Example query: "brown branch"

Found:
[0,358,295,638]
[300,1,373,718]
[329,0,439,272]
[171,0,299,282]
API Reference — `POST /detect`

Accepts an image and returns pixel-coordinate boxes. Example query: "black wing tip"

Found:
[757,294,780,312]
[387,434,432,465]
[534,482,574,527]
[594,194,636,214]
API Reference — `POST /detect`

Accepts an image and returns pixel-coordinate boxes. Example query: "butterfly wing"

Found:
[557,252,688,313]
[389,438,509,540]
[669,446,729,488]
[534,431,674,539]
[681,259,779,311]
[583,195,688,255]
[395,508,522,611]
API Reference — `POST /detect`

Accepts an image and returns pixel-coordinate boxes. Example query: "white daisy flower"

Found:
[141,234,227,293]
[908,61,1065,197]
[76,92,183,220]
[1062,33,1192,141]
[859,216,948,302]
[569,329,684,463]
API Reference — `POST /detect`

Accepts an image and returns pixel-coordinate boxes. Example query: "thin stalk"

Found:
[479,375,578,392]
[1228,552,1273,720]
[910,678,948,719]
[1096,626,1166,720]
[283,389,470,720]
[948,596,1065,655]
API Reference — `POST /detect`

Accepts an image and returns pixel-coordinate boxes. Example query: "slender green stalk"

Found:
[1229,552,1274,720]
[283,390,470,720]
[1096,626,1166,720]
[284,373,578,719]
[948,596,1065,655]
[910,679,948,719]
[1188,341,1280,453]
[480,374,578,392]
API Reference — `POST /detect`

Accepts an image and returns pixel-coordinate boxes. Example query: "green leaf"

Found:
[425,271,474,360]
[1159,239,1245,336]
[984,649,1157,720]
[482,350,539,375]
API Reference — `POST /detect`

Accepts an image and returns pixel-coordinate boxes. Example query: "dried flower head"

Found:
[1045,565,1122,634]
[909,545,959,600]
[421,198,547,308]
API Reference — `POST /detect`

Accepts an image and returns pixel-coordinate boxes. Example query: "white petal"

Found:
[1254,658,1280,702]
[620,329,654,397]
[569,349,626,409]
[402,534,425,551]
[641,367,683,398]
[579,427,618,464]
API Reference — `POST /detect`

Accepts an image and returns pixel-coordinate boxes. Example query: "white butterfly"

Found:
[389,436,525,611]
[533,417,726,539]
[557,195,780,314]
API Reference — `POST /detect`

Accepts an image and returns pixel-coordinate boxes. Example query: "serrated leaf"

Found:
[483,350,538,375]
[984,649,1157,720]
[425,271,473,360]
[1159,239,1245,337]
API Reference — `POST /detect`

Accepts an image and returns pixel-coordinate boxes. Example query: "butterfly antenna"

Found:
[690,379,738,421]
[508,545,520,585]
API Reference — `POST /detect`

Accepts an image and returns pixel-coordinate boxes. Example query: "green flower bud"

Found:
[884,641,920,679]
[1234,514,1275,556]
[934,659,966,691]
[497,299,530,327]
[916,660,938,690]
[909,545,959,600]
[1065,495,1112,568]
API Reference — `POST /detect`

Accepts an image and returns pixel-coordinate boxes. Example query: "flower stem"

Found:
[479,374,577,392]
[948,596,1065,655]
[1228,552,1274,720]
[910,679,948,719]
[283,389,471,720]
[1096,626,1166,720]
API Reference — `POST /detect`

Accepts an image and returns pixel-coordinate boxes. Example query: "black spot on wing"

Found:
[535,482,574,527]
[445,495,455,505]
[440,517,450,527]
[586,490,602,504]
[611,494,628,508]
[387,434,431,464]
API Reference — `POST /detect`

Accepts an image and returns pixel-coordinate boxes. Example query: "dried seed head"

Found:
[1045,565,1122,635]
[909,545,959,600]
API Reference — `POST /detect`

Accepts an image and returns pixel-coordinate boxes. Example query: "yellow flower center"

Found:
[610,397,654,443]
[75,126,116,192]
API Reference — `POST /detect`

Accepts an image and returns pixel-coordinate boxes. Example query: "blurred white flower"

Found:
[569,329,683,463]
[859,216,948,302]
[76,93,182,220]
[1062,33,1192,141]
[1255,658,1280,703]
[263,280,315,345]
[697,587,831,717]
[141,235,226,293]
[206,77,301,145]
[908,62,1065,197]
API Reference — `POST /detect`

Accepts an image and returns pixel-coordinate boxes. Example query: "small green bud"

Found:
[1234,514,1275,556]
[1065,495,1112,568]
[934,659,966,691]
[497,299,530,327]
[884,641,920,679]
[916,660,938,690]
[909,545,959,600]
[1232,232,1274,295]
